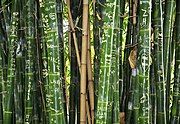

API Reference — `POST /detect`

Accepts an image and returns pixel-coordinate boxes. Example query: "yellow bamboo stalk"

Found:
[87,21,94,124]
[80,0,89,123]
[66,0,81,72]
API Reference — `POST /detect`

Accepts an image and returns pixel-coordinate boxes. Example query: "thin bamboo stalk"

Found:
[150,28,156,124]
[163,1,176,121]
[86,96,91,124]
[80,0,88,123]
[170,1,180,123]
[66,0,81,72]
[56,0,68,123]
[68,0,82,123]
[118,0,126,123]
[32,0,47,123]
[0,45,3,123]
[87,19,94,124]
[122,1,133,122]
[152,0,166,124]
[126,1,138,123]
[0,1,9,123]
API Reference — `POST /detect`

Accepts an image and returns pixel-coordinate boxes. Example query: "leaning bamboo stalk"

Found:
[66,0,81,72]
[80,0,88,123]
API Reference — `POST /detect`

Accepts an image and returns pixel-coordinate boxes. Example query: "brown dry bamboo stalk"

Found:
[132,0,137,25]
[86,96,91,124]
[66,0,81,72]
[87,21,95,124]
[80,0,89,123]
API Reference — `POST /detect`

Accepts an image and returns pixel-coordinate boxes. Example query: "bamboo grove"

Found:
[0,0,179,124]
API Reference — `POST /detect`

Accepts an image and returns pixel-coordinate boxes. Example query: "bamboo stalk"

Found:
[0,45,3,123]
[137,0,151,123]
[122,1,133,122]
[32,0,47,123]
[3,3,17,122]
[68,0,82,123]
[56,0,68,123]
[87,19,94,124]
[170,1,180,123]
[80,0,88,123]
[152,0,166,123]
[86,96,91,124]
[24,0,36,122]
[118,0,126,123]
[163,1,176,121]
[93,0,105,118]
[41,0,66,123]
[66,0,81,72]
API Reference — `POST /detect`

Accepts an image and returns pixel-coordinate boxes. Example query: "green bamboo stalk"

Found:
[126,1,138,123]
[96,0,120,123]
[137,0,151,123]
[0,0,8,89]
[24,0,36,123]
[122,1,134,122]
[41,0,66,123]
[56,0,68,123]
[111,0,121,123]
[0,44,3,123]
[152,0,166,123]
[170,1,180,123]
[150,28,157,124]
[0,1,9,123]
[0,2,4,123]
[4,5,17,123]
[163,1,176,121]
[93,0,105,117]
[118,0,125,123]
[32,0,47,123]
[123,1,133,111]
[13,0,27,123]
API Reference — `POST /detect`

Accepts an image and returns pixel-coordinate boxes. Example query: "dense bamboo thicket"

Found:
[0,0,179,124]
